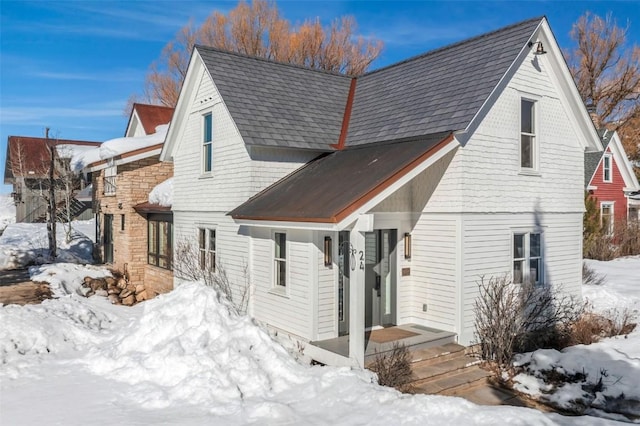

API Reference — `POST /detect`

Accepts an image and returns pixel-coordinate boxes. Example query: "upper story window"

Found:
[603,154,612,182]
[199,228,216,271]
[520,99,536,170]
[103,164,117,196]
[203,113,213,173]
[513,231,542,286]
[274,232,287,287]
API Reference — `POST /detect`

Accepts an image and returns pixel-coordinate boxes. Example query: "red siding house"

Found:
[585,130,640,231]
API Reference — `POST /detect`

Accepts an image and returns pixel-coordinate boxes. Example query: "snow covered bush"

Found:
[473,276,582,368]
[368,343,415,393]
[582,262,606,286]
[172,240,250,314]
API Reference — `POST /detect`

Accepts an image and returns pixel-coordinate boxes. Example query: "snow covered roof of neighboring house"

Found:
[229,132,454,225]
[72,124,169,172]
[126,103,174,137]
[148,177,172,207]
[4,136,100,184]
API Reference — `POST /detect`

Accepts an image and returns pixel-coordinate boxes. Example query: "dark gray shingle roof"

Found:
[585,129,612,187]
[346,17,543,146]
[196,17,543,150]
[197,46,351,150]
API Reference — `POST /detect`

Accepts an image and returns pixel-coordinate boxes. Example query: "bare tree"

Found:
[138,0,383,108]
[566,12,640,161]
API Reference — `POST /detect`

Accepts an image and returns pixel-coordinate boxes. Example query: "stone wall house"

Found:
[76,103,175,300]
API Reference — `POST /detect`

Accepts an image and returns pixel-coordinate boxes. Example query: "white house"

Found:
[161,16,602,367]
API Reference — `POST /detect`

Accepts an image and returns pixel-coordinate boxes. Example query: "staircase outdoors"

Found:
[32,198,90,223]
[408,343,492,396]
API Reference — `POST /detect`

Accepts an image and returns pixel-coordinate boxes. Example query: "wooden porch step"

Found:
[412,365,492,395]
[411,354,481,383]
[410,342,466,365]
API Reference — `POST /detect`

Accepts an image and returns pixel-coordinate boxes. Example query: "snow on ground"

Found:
[0,220,94,270]
[148,177,173,206]
[0,194,16,232]
[0,266,615,425]
[71,124,168,171]
[513,256,640,419]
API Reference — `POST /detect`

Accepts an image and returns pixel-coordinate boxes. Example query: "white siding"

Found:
[458,212,582,345]
[250,228,315,339]
[405,214,459,332]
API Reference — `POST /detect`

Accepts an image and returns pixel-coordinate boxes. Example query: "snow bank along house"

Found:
[160,16,603,366]
[585,129,640,231]
[78,103,175,300]
[4,136,99,223]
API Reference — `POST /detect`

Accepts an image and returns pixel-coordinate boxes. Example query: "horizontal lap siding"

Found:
[408,214,458,332]
[250,228,314,339]
[459,213,582,344]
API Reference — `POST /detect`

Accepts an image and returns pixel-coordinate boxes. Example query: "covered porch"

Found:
[309,324,456,364]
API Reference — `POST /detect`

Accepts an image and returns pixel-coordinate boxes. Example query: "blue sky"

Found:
[1,1,639,193]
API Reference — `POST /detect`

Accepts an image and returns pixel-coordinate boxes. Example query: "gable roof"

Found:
[586,129,640,192]
[197,46,351,150]
[346,17,542,146]
[126,103,174,136]
[5,136,100,184]
[229,132,454,225]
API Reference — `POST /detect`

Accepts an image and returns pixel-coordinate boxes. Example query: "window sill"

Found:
[198,173,213,180]
[268,286,289,298]
[518,169,541,177]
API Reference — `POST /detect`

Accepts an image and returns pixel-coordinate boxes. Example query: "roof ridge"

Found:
[195,44,353,79]
[134,103,174,110]
[8,136,100,145]
[363,16,545,77]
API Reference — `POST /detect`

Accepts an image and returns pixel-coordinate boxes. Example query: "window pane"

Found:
[276,260,286,286]
[530,233,541,257]
[203,143,212,172]
[513,260,523,284]
[209,230,216,252]
[148,221,157,255]
[603,156,611,181]
[530,258,540,284]
[204,114,212,143]
[275,233,286,259]
[521,100,534,134]
[199,229,206,250]
[159,222,168,256]
[521,135,533,168]
[513,234,524,258]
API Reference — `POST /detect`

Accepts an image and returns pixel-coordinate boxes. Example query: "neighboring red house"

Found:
[585,129,640,232]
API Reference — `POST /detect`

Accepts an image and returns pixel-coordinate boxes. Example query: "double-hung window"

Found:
[601,203,614,235]
[274,232,287,287]
[513,232,542,285]
[199,228,216,271]
[148,214,172,270]
[520,99,536,170]
[203,113,213,173]
[602,154,612,182]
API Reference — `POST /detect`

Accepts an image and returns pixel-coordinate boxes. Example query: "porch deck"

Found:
[310,324,457,362]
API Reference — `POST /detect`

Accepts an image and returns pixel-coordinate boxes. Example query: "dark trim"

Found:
[331,78,357,151]
[134,202,172,215]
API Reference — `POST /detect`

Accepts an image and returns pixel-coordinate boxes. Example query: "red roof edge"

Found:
[331,78,357,151]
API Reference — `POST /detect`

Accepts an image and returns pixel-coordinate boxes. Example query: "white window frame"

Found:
[600,202,614,235]
[520,97,538,172]
[273,231,288,290]
[602,154,612,183]
[202,112,213,174]
[512,231,543,286]
[198,227,216,271]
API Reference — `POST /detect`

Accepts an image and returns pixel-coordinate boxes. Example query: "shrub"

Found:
[584,217,640,260]
[582,262,606,286]
[473,276,582,367]
[172,240,250,315]
[369,343,415,393]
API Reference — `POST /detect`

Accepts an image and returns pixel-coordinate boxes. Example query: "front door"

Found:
[365,229,397,329]
[104,214,113,263]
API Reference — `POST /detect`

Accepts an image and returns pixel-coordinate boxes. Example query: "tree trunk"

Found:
[46,128,57,259]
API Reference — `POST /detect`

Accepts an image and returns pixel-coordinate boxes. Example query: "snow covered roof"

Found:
[72,124,169,172]
[148,177,173,207]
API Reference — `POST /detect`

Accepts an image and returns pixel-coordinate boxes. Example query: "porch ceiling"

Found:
[228,131,453,224]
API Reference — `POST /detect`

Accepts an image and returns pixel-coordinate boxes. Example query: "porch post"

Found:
[348,214,373,368]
